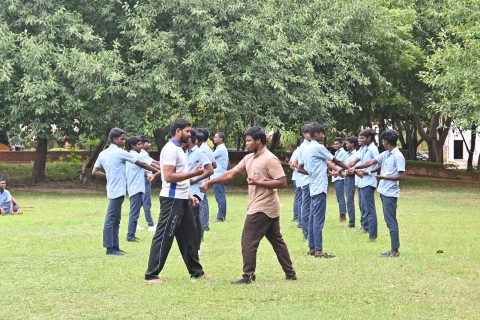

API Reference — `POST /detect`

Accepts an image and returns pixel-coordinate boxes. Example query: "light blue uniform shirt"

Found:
[187,146,211,200]
[375,147,405,198]
[290,149,300,181]
[139,149,155,174]
[126,150,150,197]
[0,189,12,211]
[331,148,347,182]
[200,142,215,165]
[94,144,137,199]
[303,140,334,196]
[296,140,311,187]
[357,143,379,188]
[212,143,228,178]
[344,149,358,185]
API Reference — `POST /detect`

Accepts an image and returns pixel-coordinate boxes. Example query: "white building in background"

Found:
[444,127,479,168]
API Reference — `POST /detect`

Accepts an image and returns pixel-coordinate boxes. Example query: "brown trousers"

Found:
[241,212,296,278]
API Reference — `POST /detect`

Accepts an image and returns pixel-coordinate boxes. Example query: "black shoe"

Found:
[231,273,255,284]
[204,226,210,231]
[285,274,297,280]
[127,237,140,242]
[106,249,124,256]
[297,223,302,228]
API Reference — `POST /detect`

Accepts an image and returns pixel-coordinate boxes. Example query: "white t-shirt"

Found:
[159,139,189,199]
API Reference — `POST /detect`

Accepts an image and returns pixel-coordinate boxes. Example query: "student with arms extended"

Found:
[349,129,406,257]
[145,118,210,283]
[92,128,159,256]
[201,126,296,284]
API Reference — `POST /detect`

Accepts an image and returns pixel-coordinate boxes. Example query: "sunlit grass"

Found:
[1,178,479,319]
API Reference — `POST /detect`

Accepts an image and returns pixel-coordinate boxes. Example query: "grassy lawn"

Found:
[1,178,479,319]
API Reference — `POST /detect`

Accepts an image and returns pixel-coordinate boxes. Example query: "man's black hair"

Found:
[190,129,197,144]
[216,132,225,143]
[0,178,5,183]
[308,122,325,138]
[170,118,192,136]
[296,135,304,147]
[197,128,210,141]
[196,131,205,143]
[359,128,376,143]
[333,137,343,143]
[345,136,359,149]
[302,124,311,134]
[244,126,266,145]
[380,129,399,146]
[109,128,126,142]
[126,136,141,151]
[139,135,151,143]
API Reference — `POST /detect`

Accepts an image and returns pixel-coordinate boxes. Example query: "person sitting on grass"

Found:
[0,178,22,215]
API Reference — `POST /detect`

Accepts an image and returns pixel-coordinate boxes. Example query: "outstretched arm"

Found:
[199,169,243,192]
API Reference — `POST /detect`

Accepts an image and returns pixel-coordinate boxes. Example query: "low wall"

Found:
[406,161,480,181]
[0,151,92,163]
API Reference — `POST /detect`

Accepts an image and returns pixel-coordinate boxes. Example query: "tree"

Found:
[419,0,480,167]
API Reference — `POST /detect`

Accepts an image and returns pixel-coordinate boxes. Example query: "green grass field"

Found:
[1,178,479,319]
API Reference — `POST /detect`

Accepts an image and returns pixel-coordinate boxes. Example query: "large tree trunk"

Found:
[269,131,281,152]
[153,125,171,152]
[85,137,109,169]
[31,137,48,183]
[413,110,451,163]
[468,125,476,169]
[85,125,114,169]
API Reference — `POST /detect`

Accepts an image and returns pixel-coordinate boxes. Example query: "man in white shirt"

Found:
[145,118,210,283]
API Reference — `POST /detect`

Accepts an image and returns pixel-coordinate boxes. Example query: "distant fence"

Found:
[0,150,250,163]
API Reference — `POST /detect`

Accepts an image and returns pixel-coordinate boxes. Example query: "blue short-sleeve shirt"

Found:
[94,144,137,199]
[332,148,347,182]
[200,142,215,165]
[375,147,406,198]
[0,189,12,211]
[358,143,379,188]
[212,143,229,178]
[296,140,311,187]
[303,140,334,196]
[126,151,148,197]
[290,149,300,181]
[187,146,211,200]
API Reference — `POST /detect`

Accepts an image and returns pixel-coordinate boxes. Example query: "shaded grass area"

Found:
[1,178,479,319]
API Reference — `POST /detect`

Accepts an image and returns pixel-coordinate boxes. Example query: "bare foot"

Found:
[145,278,163,284]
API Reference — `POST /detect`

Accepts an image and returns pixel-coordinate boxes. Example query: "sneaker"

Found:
[297,223,302,228]
[198,250,201,255]
[342,225,355,229]
[106,249,124,256]
[137,225,145,231]
[379,251,400,258]
[191,272,211,279]
[204,226,210,231]
[231,273,255,284]
[314,252,336,258]
[285,274,297,280]
[355,227,368,234]
[364,238,376,243]
[211,218,224,222]
[147,225,156,232]
[127,237,140,242]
